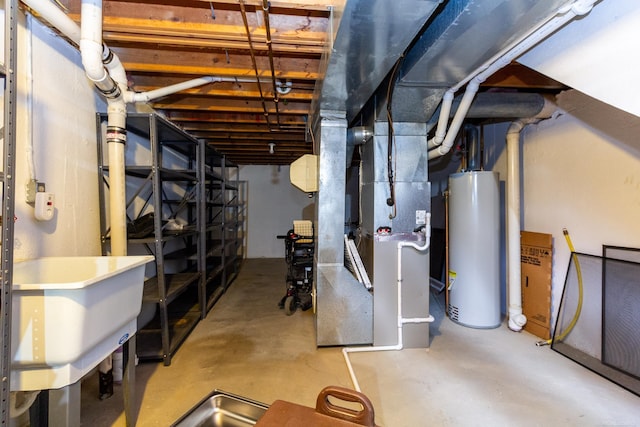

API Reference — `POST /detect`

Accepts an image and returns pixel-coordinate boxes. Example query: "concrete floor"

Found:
[80,258,640,426]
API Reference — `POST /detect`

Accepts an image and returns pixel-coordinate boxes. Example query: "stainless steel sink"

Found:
[172,390,268,427]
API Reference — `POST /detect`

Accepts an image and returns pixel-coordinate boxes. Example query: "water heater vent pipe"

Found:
[342,214,434,392]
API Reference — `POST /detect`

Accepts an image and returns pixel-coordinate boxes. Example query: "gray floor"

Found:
[80,258,640,426]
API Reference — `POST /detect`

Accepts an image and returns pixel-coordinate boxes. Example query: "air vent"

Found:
[448,304,459,321]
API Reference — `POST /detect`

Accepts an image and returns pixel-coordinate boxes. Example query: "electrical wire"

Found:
[385,56,404,219]
[536,228,584,346]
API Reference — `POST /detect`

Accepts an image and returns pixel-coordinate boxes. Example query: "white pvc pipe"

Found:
[26,0,255,387]
[25,0,246,259]
[21,0,81,44]
[427,89,454,149]
[77,0,127,259]
[127,77,222,103]
[106,100,128,257]
[504,95,556,331]
[80,0,112,91]
[428,80,479,160]
[102,45,129,89]
[505,120,528,331]
[343,214,434,392]
[126,76,258,103]
[79,0,128,380]
[427,0,598,160]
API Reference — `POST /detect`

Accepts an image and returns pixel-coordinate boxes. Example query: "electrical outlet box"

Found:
[26,180,46,204]
[35,192,55,221]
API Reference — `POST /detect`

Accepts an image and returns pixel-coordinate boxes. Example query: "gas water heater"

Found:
[448,171,501,329]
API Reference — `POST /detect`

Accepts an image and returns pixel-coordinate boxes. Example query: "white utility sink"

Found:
[10,256,153,391]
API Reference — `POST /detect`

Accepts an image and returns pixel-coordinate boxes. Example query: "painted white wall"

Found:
[4,13,314,263]
[519,0,640,118]
[10,15,104,261]
[483,91,640,321]
[240,165,314,258]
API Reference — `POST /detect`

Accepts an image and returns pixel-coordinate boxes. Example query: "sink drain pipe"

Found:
[343,214,434,392]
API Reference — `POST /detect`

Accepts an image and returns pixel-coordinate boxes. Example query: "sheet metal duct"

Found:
[312,0,441,123]
[314,0,574,126]
[387,0,570,122]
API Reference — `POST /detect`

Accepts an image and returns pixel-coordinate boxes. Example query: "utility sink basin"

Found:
[10,256,153,391]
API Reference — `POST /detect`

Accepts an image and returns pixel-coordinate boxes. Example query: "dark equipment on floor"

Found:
[277,220,314,315]
[172,386,378,427]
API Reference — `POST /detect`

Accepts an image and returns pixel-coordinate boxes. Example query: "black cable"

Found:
[386,56,405,216]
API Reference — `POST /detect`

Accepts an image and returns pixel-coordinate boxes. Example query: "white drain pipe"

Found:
[23,0,248,392]
[428,0,598,160]
[505,120,529,331]
[80,0,129,257]
[23,0,257,254]
[126,77,258,103]
[21,0,81,44]
[343,214,434,392]
[505,98,556,331]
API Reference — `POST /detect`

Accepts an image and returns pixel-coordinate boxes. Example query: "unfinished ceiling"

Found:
[47,0,329,165]
[43,0,564,165]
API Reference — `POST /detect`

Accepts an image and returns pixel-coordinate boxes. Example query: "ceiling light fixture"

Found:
[275,79,292,95]
[268,143,276,154]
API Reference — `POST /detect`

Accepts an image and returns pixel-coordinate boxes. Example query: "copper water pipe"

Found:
[261,0,282,127]
[239,0,272,130]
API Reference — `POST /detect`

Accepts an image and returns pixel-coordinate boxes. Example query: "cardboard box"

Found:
[521,231,553,339]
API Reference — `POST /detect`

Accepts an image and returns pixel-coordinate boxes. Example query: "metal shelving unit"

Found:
[223,161,243,283]
[199,152,243,315]
[97,113,242,366]
[1,1,18,423]
[97,113,203,366]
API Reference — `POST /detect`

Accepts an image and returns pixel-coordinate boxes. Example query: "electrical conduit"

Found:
[427,0,598,160]
[343,214,434,392]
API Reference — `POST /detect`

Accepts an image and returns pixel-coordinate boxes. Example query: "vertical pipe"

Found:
[106,101,128,257]
[506,120,531,331]
[342,216,433,392]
